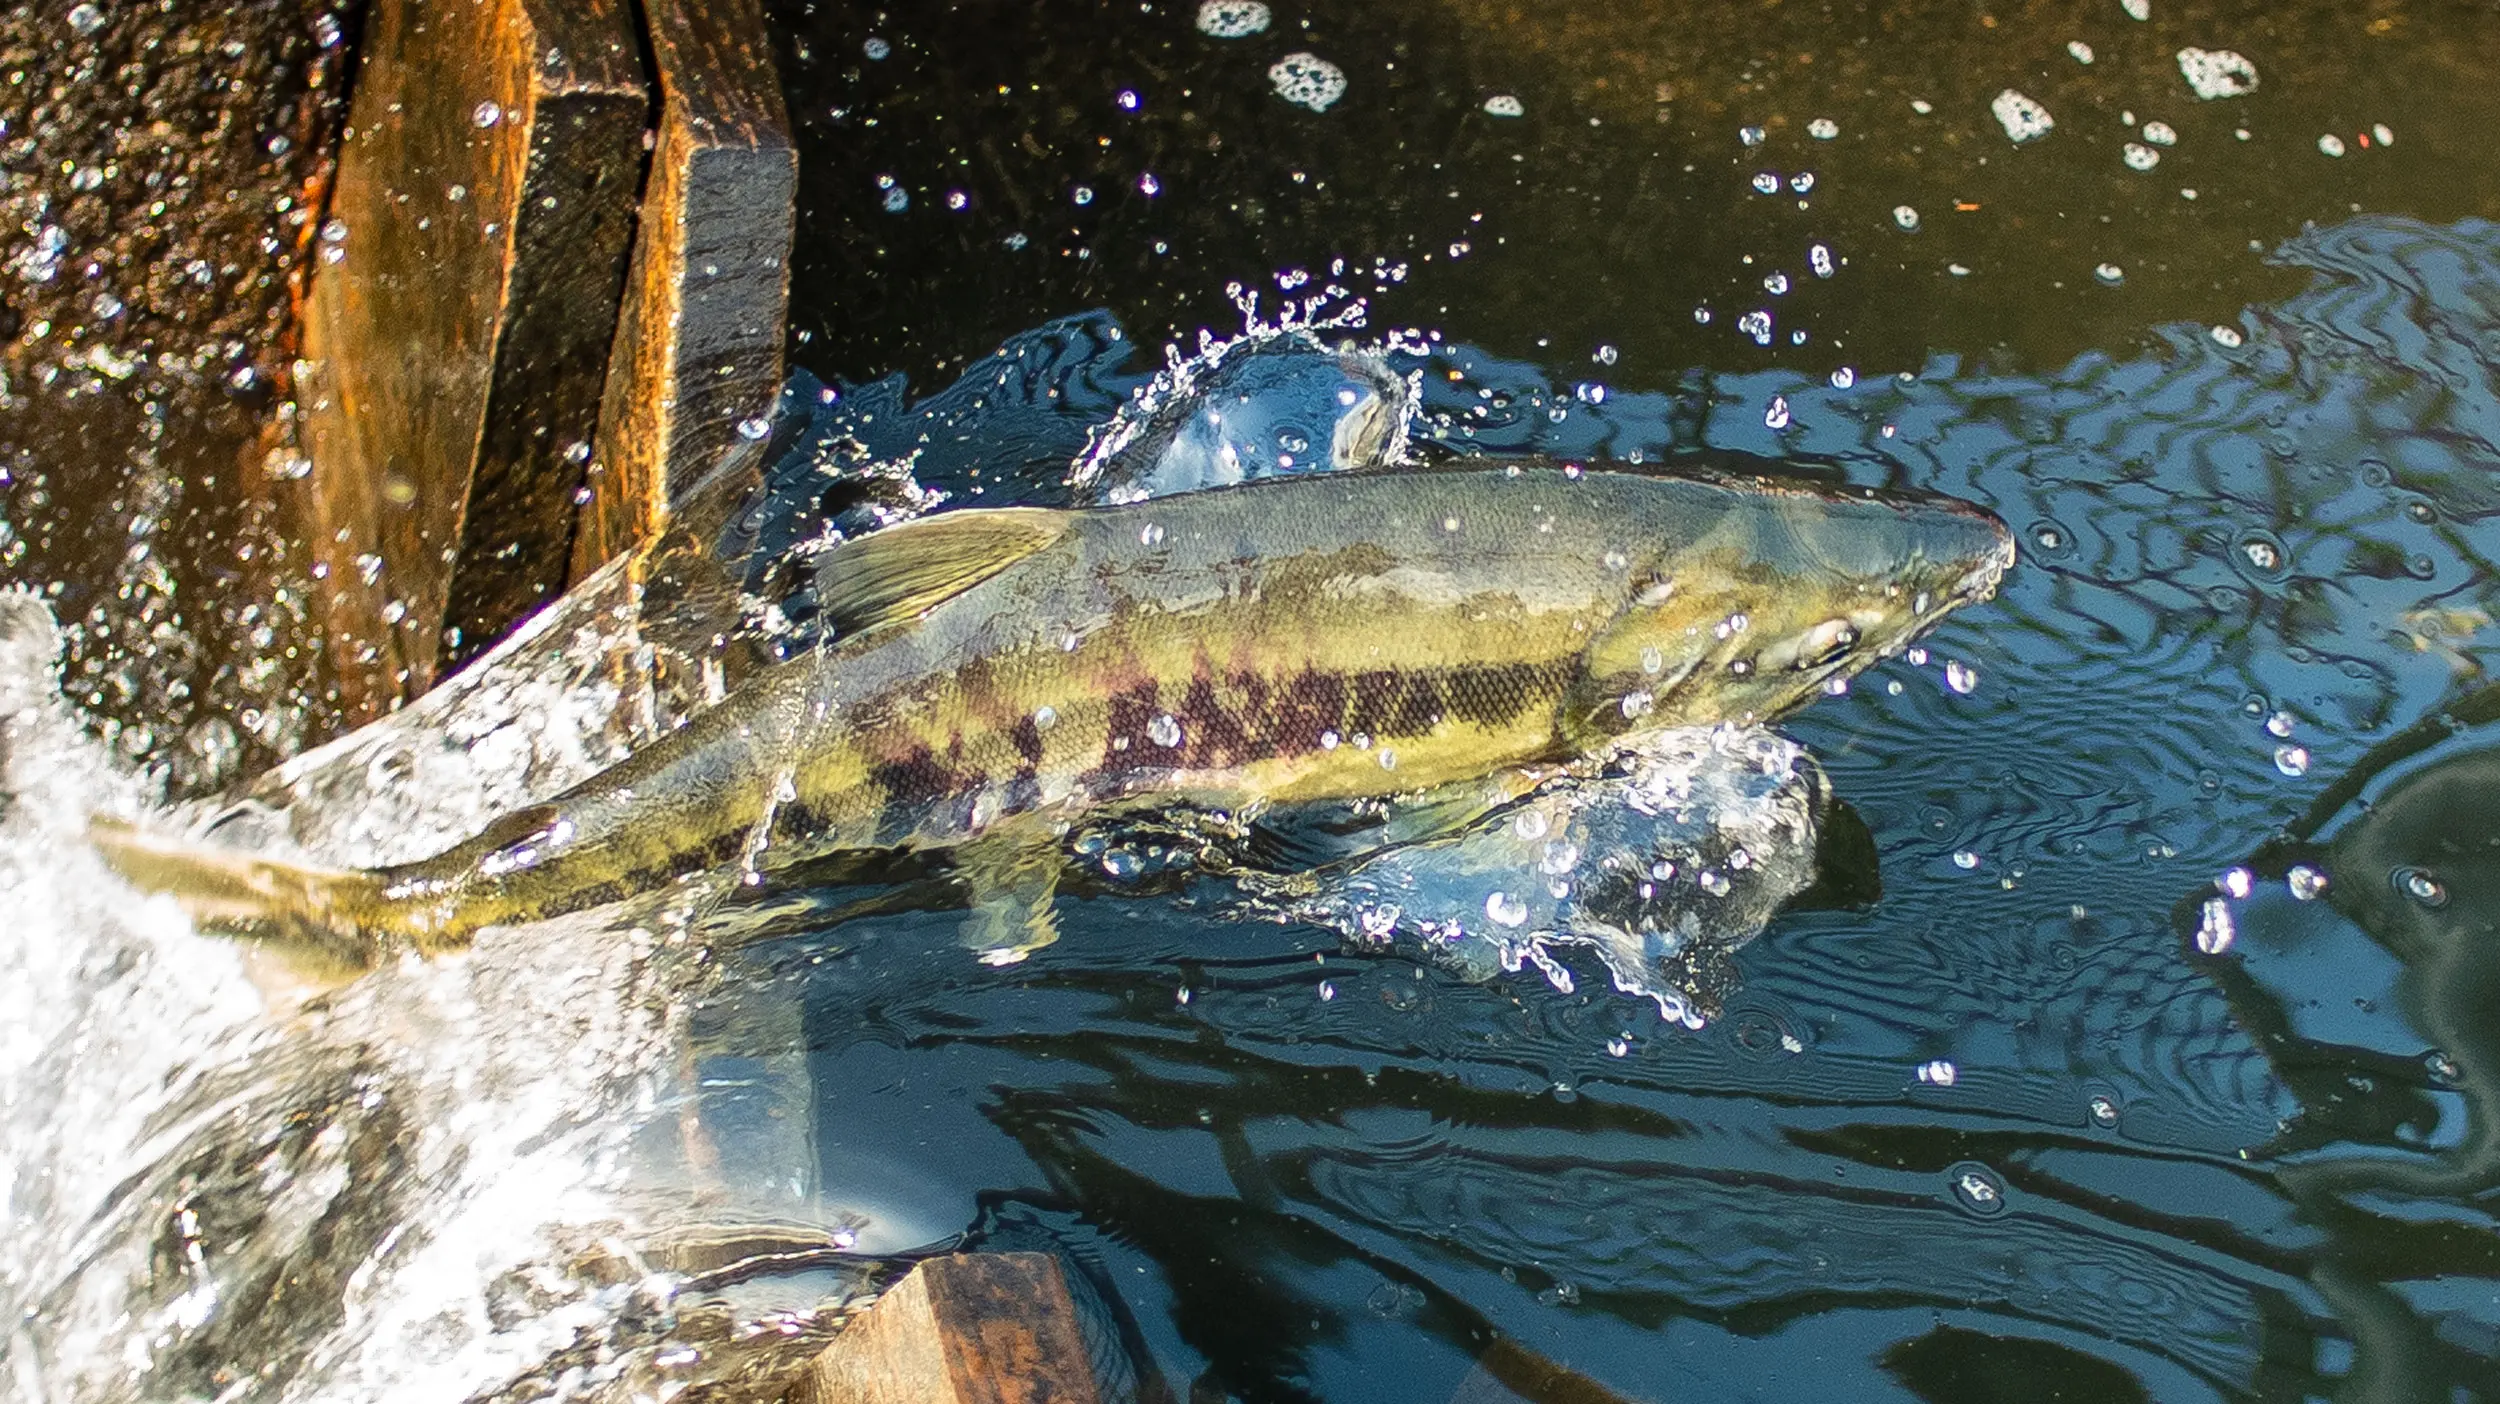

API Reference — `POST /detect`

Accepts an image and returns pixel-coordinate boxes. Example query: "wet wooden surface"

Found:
[572,0,797,581]
[786,1253,1104,1404]
[298,0,647,720]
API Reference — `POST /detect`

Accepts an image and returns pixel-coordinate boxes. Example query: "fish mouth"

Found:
[1949,514,2019,606]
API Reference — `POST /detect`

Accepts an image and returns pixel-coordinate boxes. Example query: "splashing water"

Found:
[1276,727,1827,1026]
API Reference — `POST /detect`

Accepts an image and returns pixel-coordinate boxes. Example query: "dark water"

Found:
[722,3,2500,1400]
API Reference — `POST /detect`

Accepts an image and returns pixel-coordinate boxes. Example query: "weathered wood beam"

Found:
[785,1253,1105,1404]
[571,0,797,580]
[298,0,649,721]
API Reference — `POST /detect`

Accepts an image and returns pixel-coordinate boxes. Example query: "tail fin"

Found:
[88,816,393,971]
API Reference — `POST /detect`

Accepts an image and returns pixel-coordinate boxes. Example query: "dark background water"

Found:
[725,3,2500,1401]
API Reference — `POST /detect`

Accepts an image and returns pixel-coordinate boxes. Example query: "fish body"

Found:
[98,465,2010,955]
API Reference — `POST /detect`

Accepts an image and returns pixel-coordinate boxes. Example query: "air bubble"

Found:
[1830,366,1855,389]
[1483,95,1525,118]
[2317,133,2347,158]
[2266,710,2296,739]
[472,101,503,128]
[1763,272,1791,295]
[2287,865,2327,900]
[2274,744,2309,777]
[2095,262,2125,284]
[736,416,771,441]
[1697,870,1732,897]
[2196,896,2236,954]
[1807,117,1840,139]
[862,36,891,59]
[1751,172,1781,195]
[2068,40,2095,63]
[1893,205,1921,231]
[1809,243,1835,278]
[1764,396,1791,430]
[2123,142,2161,171]
[1952,850,1979,870]
[2088,1095,2120,1127]
[2142,121,2179,146]
[1737,310,1773,345]
[1740,125,1767,146]
[1944,660,1977,694]
[2211,325,2244,348]
[1147,713,1183,748]
[1919,1059,1959,1086]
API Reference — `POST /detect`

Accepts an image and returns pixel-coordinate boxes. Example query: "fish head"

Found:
[1572,475,2014,736]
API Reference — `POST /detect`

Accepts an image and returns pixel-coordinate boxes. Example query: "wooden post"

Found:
[785,1254,1105,1404]
[297,0,649,721]
[571,0,798,580]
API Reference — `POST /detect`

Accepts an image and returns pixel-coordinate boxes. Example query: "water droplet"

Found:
[2427,1050,2462,1085]
[1138,173,1161,197]
[2317,133,2347,158]
[1893,205,1921,231]
[1790,172,1815,193]
[1072,185,1095,206]
[736,416,771,441]
[1763,272,1792,296]
[1619,690,1655,720]
[862,35,891,59]
[1911,99,1934,115]
[1484,891,1530,927]
[1140,522,1165,546]
[2121,0,2150,19]
[2142,121,2179,147]
[1809,243,1836,278]
[1606,1034,1633,1057]
[1320,729,1341,750]
[1318,979,1337,1001]
[1830,365,1856,389]
[1033,704,1059,731]
[2221,867,2254,899]
[2176,46,2259,100]
[883,186,909,212]
[2374,123,2396,147]
[1147,713,1183,748]
[2088,1095,2120,1126]
[1267,52,1347,111]
[2394,866,2449,909]
[1697,869,1732,897]
[1952,850,1980,870]
[472,101,503,128]
[1510,807,1550,841]
[1919,1059,1960,1087]
[1195,0,1271,38]
[1807,117,1840,139]
[2122,142,2161,171]
[2211,325,2245,349]
[1377,747,1398,771]
[66,2,104,34]
[1949,1162,2008,1215]
[1736,310,1773,345]
[1944,660,1977,694]
[1540,840,1581,876]
[2195,896,2236,955]
[1739,125,1767,146]
[1483,94,1525,117]
[2265,710,2296,739]
[2094,262,2125,285]
[1764,396,1791,430]
[2287,864,2327,900]
[1751,171,1781,195]
[2274,744,2310,777]
[2068,39,2095,63]
[1693,305,1713,325]
[1991,89,2055,143]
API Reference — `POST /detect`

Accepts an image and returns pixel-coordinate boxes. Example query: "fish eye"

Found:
[1797,618,1858,669]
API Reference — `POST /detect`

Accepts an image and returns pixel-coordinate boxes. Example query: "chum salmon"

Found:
[94,463,2012,964]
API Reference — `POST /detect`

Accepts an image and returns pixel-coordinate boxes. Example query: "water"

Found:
[11,1,2500,1400]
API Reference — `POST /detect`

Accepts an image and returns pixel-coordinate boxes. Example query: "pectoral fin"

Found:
[953,828,1065,966]
[813,507,1070,639]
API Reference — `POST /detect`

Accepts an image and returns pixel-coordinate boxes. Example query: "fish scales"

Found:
[93,466,2013,953]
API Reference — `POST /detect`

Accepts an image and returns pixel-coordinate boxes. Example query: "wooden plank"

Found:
[297,0,648,721]
[572,0,798,580]
[787,1253,1105,1404]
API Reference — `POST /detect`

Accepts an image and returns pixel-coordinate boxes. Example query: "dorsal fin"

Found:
[813,507,1070,638]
